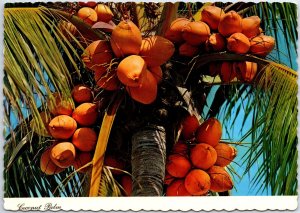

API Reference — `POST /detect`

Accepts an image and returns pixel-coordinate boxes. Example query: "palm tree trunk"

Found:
[131,125,166,196]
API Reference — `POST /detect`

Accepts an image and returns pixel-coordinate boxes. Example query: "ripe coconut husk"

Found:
[214,143,237,167]
[126,70,158,105]
[181,114,200,140]
[164,172,175,185]
[190,143,217,170]
[30,111,52,137]
[71,85,93,104]
[242,16,261,38]
[94,68,121,91]
[166,154,192,178]
[227,33,250,54]
[184,169,211,196]
[182,21,210,46]
[40,147,65,175]
[196,117,222,147]
[207,166,233,192]
[79,2,97,8]
[179,42,199,57]
[121,175,133,196]
[139,36,175,67]
[205,33,226,52]
[218,11,242,37]
[220,61,237,83]
[77,7,98,25]
[148,66,163,84]
[73,151,92,173]
[81,40,113,73]
[164,18,191,43]
[234,61,258,82]
[50,142,76,168]
[110,20,142,58]
[94,4,113,23]
[208,62,222,77]
[48,115,77,139]
[57,20,78,41]
[201,5,225,30]
[72,103,98,126]
[166,179,192,196]
[117,55,147,87]
[72,127,97,151]
[104,155,126,175]
[250,35,275,57]
[47,93,74,116]
[171,141,189,156]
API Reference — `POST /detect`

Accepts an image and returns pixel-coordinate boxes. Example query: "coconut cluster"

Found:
[39,85,99,175]
[77,3,175,105]
[165,5,275,83]
[164,115,237,196]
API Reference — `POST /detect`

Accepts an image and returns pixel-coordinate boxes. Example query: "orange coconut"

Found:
[208,62,222,77]
[242,16,261,38]
[72,103,98,126]
[190,143,217,170]
[117,55,147,87]
[201,5,225,30]
[73,152,92,173]
[139,36,175,67]
[48,115,77,139]
[30,111,52,137]
[227,33,250,54]
[47,93,74,116]
[166,179,192,196]
[214,143,237,167]
[182,21,210,46]
[171,141,189,156]
[79,1,97,7]
[164,18,191,43]
[220,61,237,83]
[50,142,76,168]
[57,20,77,41]
[166,154,192,178]
[181,114,200,140]
[250,35,275,57]
[71,85,93,103]
[81,40,113,73]
[164,172,176,185]
[218,11,242,37]
[179,42,199,57]
[207,166,233,192]
[184,169,211,196]
[94,68,121,91]
[94,4,113,23]
[234,61,258,82]
[77,7,98,25]
[110,20,142,58]
[72,127,97,152]
[121,175,133,196]
[126,70,158,105]
[196,117,222,147]
[40,147,64,175]
[104,155,126,175]
[148,66,163,84]
[205,33,226,52]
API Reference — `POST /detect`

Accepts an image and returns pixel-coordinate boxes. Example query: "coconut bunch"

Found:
[164,115,237,196]
[39,86,100,175]
[81,18,175,105]
[164,6,275,83]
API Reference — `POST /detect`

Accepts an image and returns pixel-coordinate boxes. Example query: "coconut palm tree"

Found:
[3,1,297,198]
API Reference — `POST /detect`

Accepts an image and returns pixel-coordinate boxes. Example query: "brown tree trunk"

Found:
[131,125,166,196]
